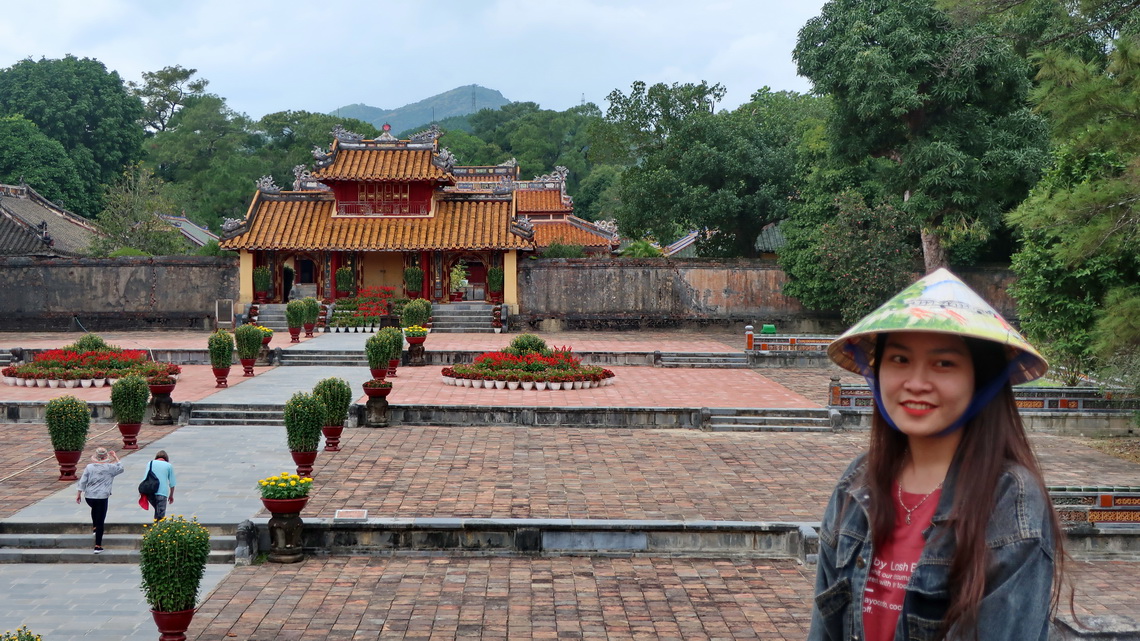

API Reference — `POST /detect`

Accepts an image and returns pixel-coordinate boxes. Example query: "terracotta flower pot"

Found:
[117,422,142,450]
[151,608,196,641]
[53,450,82,481]
[290,450,317,477]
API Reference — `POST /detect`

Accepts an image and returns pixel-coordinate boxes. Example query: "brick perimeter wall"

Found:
[516,259,1017,332]
[0,256,239,331]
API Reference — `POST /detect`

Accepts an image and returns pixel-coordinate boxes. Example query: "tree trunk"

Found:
[920,228,948,274]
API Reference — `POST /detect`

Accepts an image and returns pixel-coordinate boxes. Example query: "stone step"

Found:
[0,548,235,564]
[429,327,499,334]
[706,423,832,432]
[189,418,284,426]
[659,363,749,369]
[0,533,235,551]
[712,415,831,426]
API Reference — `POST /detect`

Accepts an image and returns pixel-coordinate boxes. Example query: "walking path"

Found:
[0,330,1137,639]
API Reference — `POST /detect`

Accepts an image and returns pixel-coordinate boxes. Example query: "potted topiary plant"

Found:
[301,296,320,337]
[140,515,211,639]
[285,299,305,342]
[208,330,234,388]
[335,266,354,298]
[252,266,272,302]
[403,266,424,298]
[448,263,468,301]
[487,266,504,303]
[400,298,432,330]
[234,323,262,376]
[362,378,393,398]
[283,391,324,477]
[111,375,149,449]
[45,395,89,480]
[312,377,353,452]
[376,326,404,378]
[364,333,389,379]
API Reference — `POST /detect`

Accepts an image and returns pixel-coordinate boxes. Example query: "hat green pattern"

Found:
[827,268,1048,385]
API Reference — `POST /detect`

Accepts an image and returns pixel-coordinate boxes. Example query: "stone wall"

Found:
[0,256,239,331]
[516,259,1017,332]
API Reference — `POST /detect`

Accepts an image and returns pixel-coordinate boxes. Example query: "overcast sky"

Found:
[2,0,827,120]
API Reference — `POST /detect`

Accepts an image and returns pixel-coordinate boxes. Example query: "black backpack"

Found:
[138,462,159,495]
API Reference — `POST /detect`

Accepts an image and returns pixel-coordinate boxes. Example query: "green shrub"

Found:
[285,300,306,329]
[449,263,468,293]
[487,266,504,293]
[253,266,272,292]
[335,266,354,293]
[45,395,90,451]
[283,392,324,452]
[404,266,424,292]
[313,377,353,427]
[139,516,210,612]
[378,327,404,364]
[400,298,432,328]
[111,375,149,424]
[109,247,149,257]
[301,297,320,325]
[542,241,586,258]
[72,333,109,352]
[234,324,263,360]
[503,333,550,357]
[207,330,234,369]
[364,333,387,369]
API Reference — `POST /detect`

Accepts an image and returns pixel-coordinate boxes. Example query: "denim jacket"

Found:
[808,454,1056,641]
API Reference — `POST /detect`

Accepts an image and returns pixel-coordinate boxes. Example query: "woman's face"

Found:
[878,332,975,439]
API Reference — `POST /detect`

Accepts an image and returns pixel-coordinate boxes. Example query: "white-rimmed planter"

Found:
[522,381,535,391]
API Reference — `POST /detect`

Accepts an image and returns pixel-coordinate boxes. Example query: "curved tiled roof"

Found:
[311,148,453,182]
[516,189,571,213]
[0,185,102,256]
[532,216,618,249]
[220,192,534,251]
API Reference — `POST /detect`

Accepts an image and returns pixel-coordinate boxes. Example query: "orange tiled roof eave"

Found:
[220,192,535,252]
[532,217,619,249]
[515,189,572,214]
[311,148,454,182]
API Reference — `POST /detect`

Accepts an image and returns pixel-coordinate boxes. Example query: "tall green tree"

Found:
[0,55,144,216]
[129,65,209,133]
[91,166,187,257]
[0,115,86,208]
[589,81,726,166]
[613,89,820,257]
[256,110,379,184]
[1009,37,1140,369]
[794,0,1049,271]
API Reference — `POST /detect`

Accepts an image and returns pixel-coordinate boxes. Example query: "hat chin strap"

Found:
[847,344,1032,436]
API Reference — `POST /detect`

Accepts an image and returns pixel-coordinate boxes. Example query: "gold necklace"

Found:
[897,481,942,525]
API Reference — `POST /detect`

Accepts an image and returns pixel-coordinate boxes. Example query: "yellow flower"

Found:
[289,480,297,486]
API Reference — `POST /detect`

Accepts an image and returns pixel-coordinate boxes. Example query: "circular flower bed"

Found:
[439,335,615,391]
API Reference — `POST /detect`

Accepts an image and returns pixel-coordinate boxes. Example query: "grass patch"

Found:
[1087,437,1140,465]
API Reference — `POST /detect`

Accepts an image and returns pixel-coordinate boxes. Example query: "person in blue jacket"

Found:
[141,450,177,521]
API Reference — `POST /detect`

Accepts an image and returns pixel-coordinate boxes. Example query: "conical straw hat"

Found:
[827,268,1048,385]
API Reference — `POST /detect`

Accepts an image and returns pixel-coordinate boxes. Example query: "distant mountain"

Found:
[333,85,510,136]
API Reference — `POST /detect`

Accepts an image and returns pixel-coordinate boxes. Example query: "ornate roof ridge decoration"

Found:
[566,215,619,240]
[332,125,365,144]
[221,217,246,236]
[510,214,535,240]
[255,175,281,194]
[515,165,573,206]
[432,147,456,172]
[312,144,334,168]
[375,130,399,142]
[408,124,442,144]
[594,219,619,237]
[492,175,514,195]
[499,158,518,168]
[532,166,569,183]
[440,192,513,202]
[292,165,331,191]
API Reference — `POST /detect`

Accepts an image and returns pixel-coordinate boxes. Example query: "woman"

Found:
[810,269,1064,641]
[75,447,123,554]
[141,450,177,521]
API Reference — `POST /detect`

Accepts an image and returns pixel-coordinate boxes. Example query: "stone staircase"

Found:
[0,349,13,367]
[252,303,288,331]
[188,404,286,426]
[429,301,496,333]
[659,352,749,368]
[278,350,369,367]
[0,524,236,564]
[704,408,836,432]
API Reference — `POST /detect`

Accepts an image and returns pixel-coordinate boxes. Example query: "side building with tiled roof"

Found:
[0,184,104,257]
[513,167,618,256]
[219,125,537,307]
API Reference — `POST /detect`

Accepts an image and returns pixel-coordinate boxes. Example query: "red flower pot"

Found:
[405,336,426,345]
[363,386,392,398]
[303,322,315,338]
[288,327,301,343]
[53,450,82,481]
[117,422,142,450]
[148,384,176,396]
[322,425,343,451]
[261,497,309,515]
[240,357,256,377]
[261,335,272,345]
[369,367,387,380]
[290,450,317,477]
[387,358,399,378]
[211,366,231,388]
[151,608,196,641]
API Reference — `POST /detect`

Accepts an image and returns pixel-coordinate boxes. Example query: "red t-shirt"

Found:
[862,483,942,641]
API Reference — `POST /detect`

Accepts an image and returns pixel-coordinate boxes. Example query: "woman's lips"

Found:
[900,401,936,417]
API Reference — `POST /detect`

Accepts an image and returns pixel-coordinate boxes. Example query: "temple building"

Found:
[220,125,553,310]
